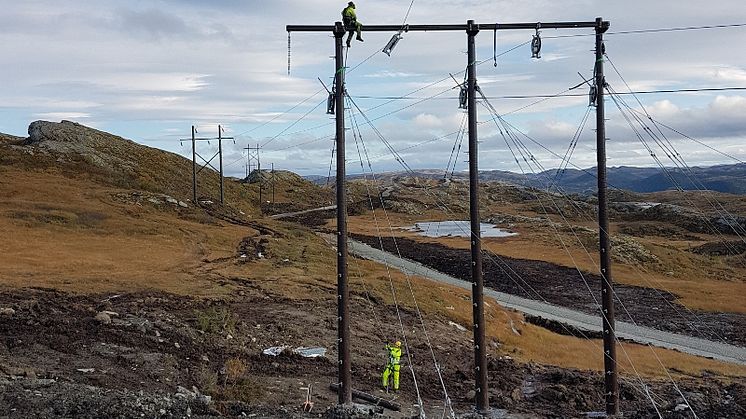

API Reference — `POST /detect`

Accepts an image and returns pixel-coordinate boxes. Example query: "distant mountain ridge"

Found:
[310,163,746,195]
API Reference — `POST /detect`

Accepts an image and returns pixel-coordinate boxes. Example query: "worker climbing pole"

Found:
[342,2,364,47]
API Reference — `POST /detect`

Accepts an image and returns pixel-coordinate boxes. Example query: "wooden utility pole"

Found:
[333,21,352,405]
[466,20,489,413]
[593,17,618,416]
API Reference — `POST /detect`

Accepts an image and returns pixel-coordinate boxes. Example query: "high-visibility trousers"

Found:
[382,363,400,390]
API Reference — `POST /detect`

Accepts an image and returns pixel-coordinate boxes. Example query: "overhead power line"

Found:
[544,22,746,39]
[351,86,746,101]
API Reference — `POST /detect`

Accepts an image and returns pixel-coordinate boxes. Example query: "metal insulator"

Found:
[531,24,542,58]
[531,33,542,58]
[327,91,336,115]
[589,85,598,107]
[382,32,403,56]
[458,87,468,109]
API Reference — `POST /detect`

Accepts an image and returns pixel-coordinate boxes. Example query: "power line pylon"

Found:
[180,125,234,205]
[244,144,263,206]
[287,18,614,416]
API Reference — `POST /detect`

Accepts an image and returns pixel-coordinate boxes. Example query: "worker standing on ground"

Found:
[342,1,364,47]
[381,341,401,392]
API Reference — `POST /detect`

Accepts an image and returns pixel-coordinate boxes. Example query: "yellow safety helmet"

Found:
[395,341,401,347]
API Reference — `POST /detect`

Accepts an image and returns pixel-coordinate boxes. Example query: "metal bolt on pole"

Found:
[333,20,352,406]
[594,17,619,417]
[466,19,489,414]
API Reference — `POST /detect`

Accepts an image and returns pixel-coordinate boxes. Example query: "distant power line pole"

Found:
[180,125,234,205]
[271,163,276,205]
[244,144,263,206]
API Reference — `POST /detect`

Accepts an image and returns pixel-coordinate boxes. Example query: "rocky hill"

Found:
[1,120,332,214]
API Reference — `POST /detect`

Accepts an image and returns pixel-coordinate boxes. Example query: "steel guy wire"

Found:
[481,96,691,413]
[602,68,746,240]
[346,90,666,405]
[487,94,736,345]
[607,89,746,249]
[481,89,723,408]
[346,100,427,418]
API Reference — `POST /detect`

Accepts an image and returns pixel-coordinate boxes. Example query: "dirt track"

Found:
[351,234,746,348]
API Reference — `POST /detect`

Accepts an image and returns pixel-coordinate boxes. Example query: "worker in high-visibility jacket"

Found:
[341,2,363,47]
[381,341,402,392]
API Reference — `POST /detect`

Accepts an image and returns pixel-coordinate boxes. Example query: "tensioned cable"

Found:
[252,38,534,155]
[607,87,746,245]
[480,98,664,414]
[626,111,745,165]
[260,98,326,148]
[233,88,326,139]
[481,93,713,414]
[613,89,746,241]
[326,140,336,186]
[351,86,746,101]
[603,55,746,240]
[542,22,746,40]
[481,84,728,409]
[488,91,740,344]
[499,96,739,344]
[444,112,468,179]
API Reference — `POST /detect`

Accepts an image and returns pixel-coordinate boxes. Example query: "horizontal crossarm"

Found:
[287,21,608,33]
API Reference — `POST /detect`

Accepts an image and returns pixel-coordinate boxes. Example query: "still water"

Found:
[409,220,517,238]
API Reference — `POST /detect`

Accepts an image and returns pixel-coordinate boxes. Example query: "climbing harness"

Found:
[531,23,542,58]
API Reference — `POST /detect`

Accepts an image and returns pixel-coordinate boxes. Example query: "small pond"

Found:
[408,220,517,238]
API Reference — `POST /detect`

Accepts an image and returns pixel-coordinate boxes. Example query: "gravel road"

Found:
[348,238,746,366]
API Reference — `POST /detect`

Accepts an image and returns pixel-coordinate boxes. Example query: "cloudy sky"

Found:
[1,0,745,177]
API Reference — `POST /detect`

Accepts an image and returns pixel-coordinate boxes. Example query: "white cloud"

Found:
[0,0,745,176]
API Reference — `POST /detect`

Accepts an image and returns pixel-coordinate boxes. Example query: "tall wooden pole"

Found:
[594,17,618,416]
[467,19,489,413]
[191,125,197,203]
[218,125,224,204]
[334,21,352,406]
